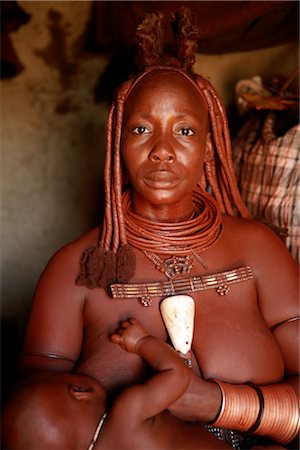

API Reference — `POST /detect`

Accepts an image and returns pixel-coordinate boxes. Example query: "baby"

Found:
[2,319,228,449]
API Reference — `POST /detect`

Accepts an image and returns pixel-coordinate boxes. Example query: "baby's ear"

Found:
[68,384,94,401]
[205,132,214,162]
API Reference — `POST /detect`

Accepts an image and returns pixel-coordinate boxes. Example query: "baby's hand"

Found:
[111,318,150,353]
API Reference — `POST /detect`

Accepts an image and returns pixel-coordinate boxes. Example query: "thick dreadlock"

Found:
[77,7,250,290]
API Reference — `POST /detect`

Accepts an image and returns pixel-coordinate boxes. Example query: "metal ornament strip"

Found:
[110,266,253,306]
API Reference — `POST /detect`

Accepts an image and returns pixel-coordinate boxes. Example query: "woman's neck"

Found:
[131,196,195,223]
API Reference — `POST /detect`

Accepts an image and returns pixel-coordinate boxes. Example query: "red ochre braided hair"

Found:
[77,7,250,290]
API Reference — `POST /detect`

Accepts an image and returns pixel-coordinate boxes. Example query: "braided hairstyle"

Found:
[77,7,250,290]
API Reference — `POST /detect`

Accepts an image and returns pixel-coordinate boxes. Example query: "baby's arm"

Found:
[111,319,190,418]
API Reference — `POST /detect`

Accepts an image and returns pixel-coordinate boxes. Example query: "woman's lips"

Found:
[144,170,180,188]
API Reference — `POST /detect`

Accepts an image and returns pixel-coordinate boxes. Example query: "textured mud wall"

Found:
[1,1,298,397]
[1,1,108,395]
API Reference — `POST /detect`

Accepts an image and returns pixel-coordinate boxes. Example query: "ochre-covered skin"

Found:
[2,10,299,442]
[15,68,298,448]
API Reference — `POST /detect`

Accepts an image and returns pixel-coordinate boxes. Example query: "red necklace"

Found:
[122,187,223,261]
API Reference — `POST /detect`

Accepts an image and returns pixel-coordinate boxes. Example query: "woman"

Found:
[17,9,299,449]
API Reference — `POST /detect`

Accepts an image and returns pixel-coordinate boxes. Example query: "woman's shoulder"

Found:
[222,215,280,243]
[222,215,296,266]
[54,227,100,256]
[40,227,101,279]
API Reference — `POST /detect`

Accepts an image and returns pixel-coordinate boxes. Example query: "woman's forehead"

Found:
[124,70,208,114]
[129,70,202,95]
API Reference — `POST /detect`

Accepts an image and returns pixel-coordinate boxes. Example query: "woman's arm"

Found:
[18,241,86,376]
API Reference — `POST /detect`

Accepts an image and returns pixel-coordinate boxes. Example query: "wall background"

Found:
[1,1,298,397]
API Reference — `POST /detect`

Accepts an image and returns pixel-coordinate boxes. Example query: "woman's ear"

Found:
[68,384,94,402]
[205,132,214,162]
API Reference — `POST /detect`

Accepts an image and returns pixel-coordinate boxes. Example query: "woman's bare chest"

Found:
[78,269,284,390]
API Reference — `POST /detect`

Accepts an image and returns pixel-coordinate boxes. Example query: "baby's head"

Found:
[2,371,107,449]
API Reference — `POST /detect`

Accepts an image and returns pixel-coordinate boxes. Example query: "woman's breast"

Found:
[76,340,149,392]
[192,284,285,384]
[75,295,169,392]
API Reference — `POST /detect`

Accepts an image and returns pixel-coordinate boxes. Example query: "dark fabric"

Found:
[1,0,31,79]
[89,1,298,54]
[205,425,265,449]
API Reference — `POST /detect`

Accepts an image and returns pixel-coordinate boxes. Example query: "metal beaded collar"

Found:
[111,266,253,306]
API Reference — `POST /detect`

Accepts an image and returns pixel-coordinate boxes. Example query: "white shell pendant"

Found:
[160,295,195,355]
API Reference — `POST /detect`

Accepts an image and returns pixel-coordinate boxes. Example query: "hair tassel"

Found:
[100,250,117,288]
[116,244,136,283]
[77,246,105,289]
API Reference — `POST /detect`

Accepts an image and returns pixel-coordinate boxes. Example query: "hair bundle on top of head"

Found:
[136,11,165,68]
[77,7,250,290]
[171,7,200,72]
[137,7,200,72]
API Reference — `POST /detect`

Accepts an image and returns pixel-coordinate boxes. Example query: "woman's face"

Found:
[121,70,209,222]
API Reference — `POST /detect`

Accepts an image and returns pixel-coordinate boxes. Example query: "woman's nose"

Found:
[149,137,175,162]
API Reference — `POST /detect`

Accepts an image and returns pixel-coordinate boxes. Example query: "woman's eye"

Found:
[132,126,149,135]
[177,128,194,136]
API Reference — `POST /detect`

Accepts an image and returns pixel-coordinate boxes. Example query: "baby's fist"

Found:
[111,318,149,353]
